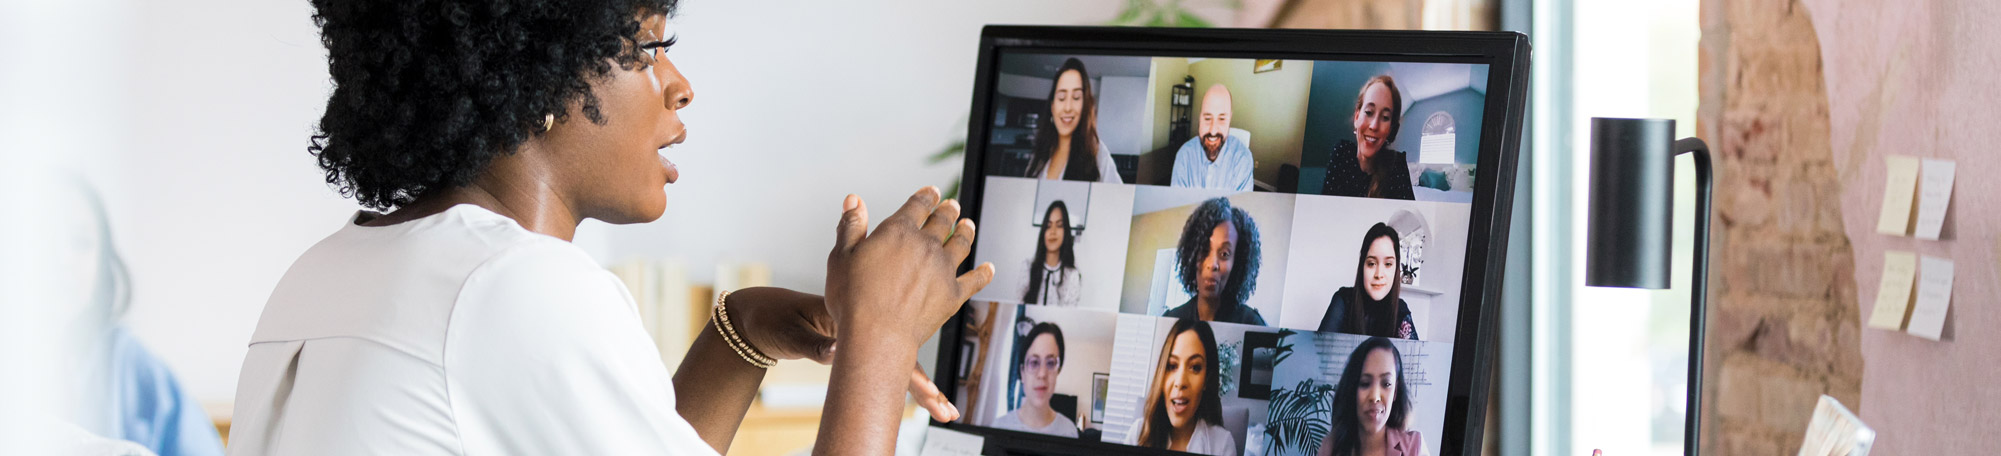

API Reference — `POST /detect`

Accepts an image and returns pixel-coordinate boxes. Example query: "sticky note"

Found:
[1866,250,1917,330]
[1906,256,1955,341]
[1876,156,1920,235]
[920,426,986,456]
[1913,159,1956,240]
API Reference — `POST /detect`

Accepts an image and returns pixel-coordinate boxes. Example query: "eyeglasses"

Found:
[1023,355,1061,374]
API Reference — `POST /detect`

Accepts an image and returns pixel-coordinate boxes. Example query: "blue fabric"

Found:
[110,327,225,456]
[1170,135,1254,191]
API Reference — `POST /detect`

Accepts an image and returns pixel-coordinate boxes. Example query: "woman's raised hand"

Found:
[825,187,994,350]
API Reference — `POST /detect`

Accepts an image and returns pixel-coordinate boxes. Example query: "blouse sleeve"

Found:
[1096,139,1125,184]
[1399,300,1420,340]
[446,240,716,456]
[1056,268,1085,307]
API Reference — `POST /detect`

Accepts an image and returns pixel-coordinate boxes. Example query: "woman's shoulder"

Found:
[1391,428,1427,455]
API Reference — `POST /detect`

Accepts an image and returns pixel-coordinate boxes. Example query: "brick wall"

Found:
[1697,0,1864,453]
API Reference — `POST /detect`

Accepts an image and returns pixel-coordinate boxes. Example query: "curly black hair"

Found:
[308,0,678,209]
[1175,197,1261,307]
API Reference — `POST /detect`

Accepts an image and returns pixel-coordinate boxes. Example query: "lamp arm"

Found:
[1676,137,1713,456]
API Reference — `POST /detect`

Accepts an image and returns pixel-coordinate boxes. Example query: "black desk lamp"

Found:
[1585,117,1713,456]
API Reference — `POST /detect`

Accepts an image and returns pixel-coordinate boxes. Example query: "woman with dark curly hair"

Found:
[1315,337,1425,456]
[1162,197,1268,326]
[229,1,994,454]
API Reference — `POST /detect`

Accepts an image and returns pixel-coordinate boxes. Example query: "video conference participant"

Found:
[1315,337,1425,456]
[1022,201,1083,307]
[1027,58,1122,183]
[1171,84,1254,191]
[1322,75,1416,200]
[1163,198,1268,326]
[1316,223,1418,339]
[1127,319,1238,456]
[994,323,1079,437]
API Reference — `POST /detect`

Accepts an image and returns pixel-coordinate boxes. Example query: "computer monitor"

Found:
[934,26,1528,456]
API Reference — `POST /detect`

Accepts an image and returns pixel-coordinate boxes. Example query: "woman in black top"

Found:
[1161,198,1268,326]
[1317,223,1417,339]
[1322,75,1415,200]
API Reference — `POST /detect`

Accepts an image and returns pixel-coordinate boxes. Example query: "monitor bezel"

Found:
[934,25,1530,456]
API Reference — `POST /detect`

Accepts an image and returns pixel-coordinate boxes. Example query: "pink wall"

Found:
[1807,0,2001,452]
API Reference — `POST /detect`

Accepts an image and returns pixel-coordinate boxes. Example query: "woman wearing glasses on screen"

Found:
[993,323,1079,437]
[1022,201,1083,307]
[228,2,990,454]
[1025,58,1123,183]
[1317,223,1419,339]
[1163,197,1267,326]
[1322,75,1416,200]
[1128,319,1237,456]
[1316,337,1426,456]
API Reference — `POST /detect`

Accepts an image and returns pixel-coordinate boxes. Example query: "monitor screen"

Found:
[940,27,1526,456]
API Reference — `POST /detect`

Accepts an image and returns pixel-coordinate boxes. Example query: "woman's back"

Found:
[229,204,710,455]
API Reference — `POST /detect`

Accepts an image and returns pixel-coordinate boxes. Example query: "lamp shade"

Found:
[1586,117,1676,290]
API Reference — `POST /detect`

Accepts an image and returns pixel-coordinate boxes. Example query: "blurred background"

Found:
[19,0,1913,455]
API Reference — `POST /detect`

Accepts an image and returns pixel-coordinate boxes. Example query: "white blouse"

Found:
[229,205,713,456]
[1020,261,1084,307]
[1123,419,1239,456]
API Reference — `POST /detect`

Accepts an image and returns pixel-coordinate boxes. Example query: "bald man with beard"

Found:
[1170,84,1255,191]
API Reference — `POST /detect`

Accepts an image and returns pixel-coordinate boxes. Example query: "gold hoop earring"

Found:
[543,113,555,132]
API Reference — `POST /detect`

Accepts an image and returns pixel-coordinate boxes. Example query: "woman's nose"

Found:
[656,58,694,110]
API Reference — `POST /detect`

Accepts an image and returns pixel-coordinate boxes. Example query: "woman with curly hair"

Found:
[229,1,994,454]
[1162,197,1268,326]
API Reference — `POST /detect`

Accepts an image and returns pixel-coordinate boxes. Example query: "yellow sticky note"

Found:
[1876,156,1920,235]
[1867,250,1918,330]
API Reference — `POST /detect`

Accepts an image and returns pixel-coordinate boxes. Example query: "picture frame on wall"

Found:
[1239,331,1280,400]
[1091,372,1110,425]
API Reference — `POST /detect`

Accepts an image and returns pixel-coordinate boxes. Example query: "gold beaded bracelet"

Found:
[713,290,778,369]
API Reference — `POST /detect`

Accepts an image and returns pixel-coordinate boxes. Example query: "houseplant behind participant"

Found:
[228,1,991,455]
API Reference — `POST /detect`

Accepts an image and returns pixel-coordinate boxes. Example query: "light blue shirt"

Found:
[1170,135,1254,191]
[109,327,225,456]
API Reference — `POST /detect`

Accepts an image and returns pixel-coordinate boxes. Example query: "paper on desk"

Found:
[1914,159,1955,240]
[1906,256,1955,341]
[1866,250,1917,330]
[919,426,985,456]
[1876,156,1920,235]
[1798,395,1875,456]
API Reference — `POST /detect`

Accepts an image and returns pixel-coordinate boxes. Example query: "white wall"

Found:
[37,0,1128,405]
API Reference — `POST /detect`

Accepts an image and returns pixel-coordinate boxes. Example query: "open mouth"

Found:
[1360,134,1382,148]
[1169,396,1191,415]
[658,131,686,184]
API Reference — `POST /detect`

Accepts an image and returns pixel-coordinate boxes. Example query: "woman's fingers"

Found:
[882,186,942,232]
[908,366,960,422]
[953,263,996,304]
[942,219,976,264]
[919,199,962,242]
[832,194,869,256]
